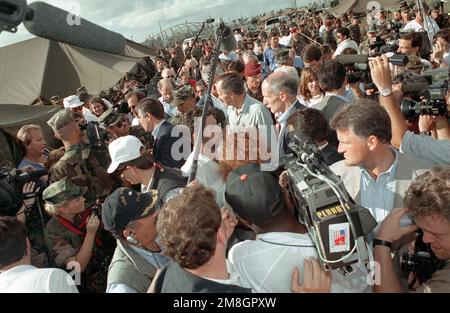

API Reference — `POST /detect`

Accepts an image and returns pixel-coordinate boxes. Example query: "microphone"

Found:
[335,54,369,65]
[205,18,215,24]
[217,23,236,52]
[23,1,127,55]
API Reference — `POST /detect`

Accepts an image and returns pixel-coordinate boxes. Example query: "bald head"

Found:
[262,72,298,96]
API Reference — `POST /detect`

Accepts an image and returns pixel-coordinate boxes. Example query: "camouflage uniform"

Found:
[43,178,116,293]
[48,142,116,206]
[169,85,196,126]
[47,110,117,207]
[348,24,361,45]
[359,39,371,55]
[377,19,392,37]
[99,109,154,150]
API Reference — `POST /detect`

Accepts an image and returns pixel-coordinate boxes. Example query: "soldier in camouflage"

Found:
[47,109,117,207]
[43,178,116,293]
[98,109,154,150]
[377,10,392,38]
[359,26,378,55]
[348,17,362,46]
[169,85,198,126]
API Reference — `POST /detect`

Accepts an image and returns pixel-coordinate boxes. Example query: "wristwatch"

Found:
[380,88,393,97]
[420,130,431,137]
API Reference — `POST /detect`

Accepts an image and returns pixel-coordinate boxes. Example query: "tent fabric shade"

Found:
[0,37,145,105]
[0,104,63,149]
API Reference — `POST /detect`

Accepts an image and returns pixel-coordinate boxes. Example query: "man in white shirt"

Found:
[225,164,368,293]
[262,71,305,159]
[157,78,178,118]
[403,7,440,42]
[333,27,360,58]
[0,217,78,293]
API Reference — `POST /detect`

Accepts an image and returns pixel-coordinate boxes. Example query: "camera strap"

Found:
[56,208,103,246]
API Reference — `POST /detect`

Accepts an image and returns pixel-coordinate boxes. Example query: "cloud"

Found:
[0,0,301,47]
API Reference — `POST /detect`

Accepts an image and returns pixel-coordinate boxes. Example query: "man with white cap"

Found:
[64,95,97,123]
[107,135,187,210]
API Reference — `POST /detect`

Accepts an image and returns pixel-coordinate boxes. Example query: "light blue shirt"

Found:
[360,149,399,224]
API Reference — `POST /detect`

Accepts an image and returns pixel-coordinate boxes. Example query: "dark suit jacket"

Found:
[280,100,306,159]
[314,95,348,148]
[321,143,344,166]
[153,120,184,169]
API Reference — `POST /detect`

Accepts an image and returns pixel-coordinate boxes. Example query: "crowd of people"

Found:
[0,1,450,294]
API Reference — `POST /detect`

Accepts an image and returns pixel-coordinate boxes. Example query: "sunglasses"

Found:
[164,75,176,79]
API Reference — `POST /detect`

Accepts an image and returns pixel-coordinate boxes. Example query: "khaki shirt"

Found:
[415,262,450,293]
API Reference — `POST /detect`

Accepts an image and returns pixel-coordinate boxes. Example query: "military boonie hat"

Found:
[102,188,159,236]
[173,85,195,106]
[43,177,87,205]
[98,108,121,128]
[367,25,377,33]
[47,109,76,132]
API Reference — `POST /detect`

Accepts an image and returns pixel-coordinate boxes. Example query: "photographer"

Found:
[42,178,115,293]
[369,54,450,165]
[47,109,117,206]
[374,167,450,293]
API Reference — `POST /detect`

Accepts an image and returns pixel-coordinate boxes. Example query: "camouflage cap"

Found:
[43,177,88,205]
[367,25,377,33]
[173,85,195,106]
[98,108,121,128]
[47,109,76,132]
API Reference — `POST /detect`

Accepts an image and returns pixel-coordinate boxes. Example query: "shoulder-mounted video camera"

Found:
[0,166,48,216]
[336,53,409,91]
[400,68,449,119]
[283,133,377,271]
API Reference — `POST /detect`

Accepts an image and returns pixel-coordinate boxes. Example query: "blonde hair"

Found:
[44,197,80,216]
[17,125,43,146]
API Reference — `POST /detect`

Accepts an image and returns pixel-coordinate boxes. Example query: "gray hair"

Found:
[264,71,298,96]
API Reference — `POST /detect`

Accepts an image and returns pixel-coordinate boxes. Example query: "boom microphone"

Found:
[206,18,215,24]
[23,1,127,55]
[217,23,236,52]
[336,54,369,65]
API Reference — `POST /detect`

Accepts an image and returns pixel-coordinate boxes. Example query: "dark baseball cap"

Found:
[102,187,158,236]
[224,164,283,227]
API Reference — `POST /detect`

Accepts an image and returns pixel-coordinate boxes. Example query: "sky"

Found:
[0,0,312,48]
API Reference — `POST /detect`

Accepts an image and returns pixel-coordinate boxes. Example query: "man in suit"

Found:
[314,61,351,148]
[287,108,343,166]
[261,71,305,160]
[329,99,435,224]
[136,97,184,169]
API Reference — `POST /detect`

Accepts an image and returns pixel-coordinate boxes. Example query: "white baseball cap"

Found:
[63,95,84,109]
[107,135,144,173]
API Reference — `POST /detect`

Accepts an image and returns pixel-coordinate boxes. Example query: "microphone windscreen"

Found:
[217,25,236,52]
[24,1,127,55]
[336,54,369,65]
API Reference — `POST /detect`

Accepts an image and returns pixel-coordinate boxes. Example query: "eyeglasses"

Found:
[163,75,175,79]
